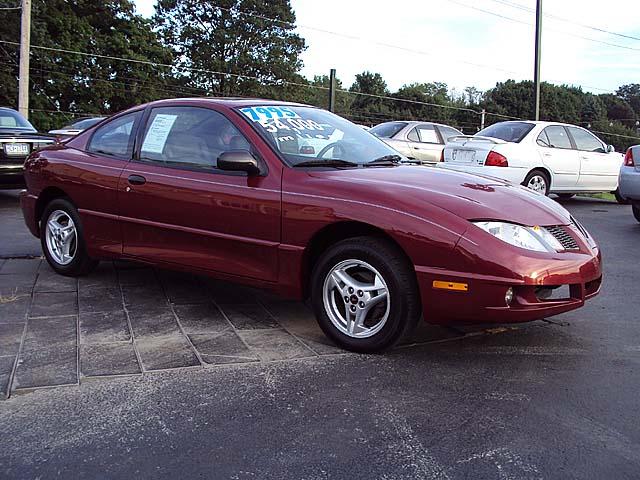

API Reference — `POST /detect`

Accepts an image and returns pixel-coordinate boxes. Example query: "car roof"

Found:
[138,97,314,110]
[488,120,584,128]
[375,120,460,129]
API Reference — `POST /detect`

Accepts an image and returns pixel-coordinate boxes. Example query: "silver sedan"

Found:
[619,145,640,222]
[369,121,463,165]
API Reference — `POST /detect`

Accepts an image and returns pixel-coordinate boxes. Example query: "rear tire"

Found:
[614,189,629,205]
[633,204,640,223]
[310,236,421,353]
[523,169,550,196]
[41,198,98,276]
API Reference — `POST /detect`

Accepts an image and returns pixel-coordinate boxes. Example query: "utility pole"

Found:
[533,0,542,121]
[18,0,31,119]
[328,68,336,112]
[480,109,486,130]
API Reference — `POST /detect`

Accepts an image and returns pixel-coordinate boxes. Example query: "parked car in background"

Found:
[20,98,601,352]
[618,145,640,222]
[439,121,626,201]
[370,121,463,165]
[49,116,106,139]
[0,107,54,189]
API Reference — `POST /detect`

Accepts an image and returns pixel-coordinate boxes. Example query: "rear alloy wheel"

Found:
[41,198,98,276]
[523,170,550,196]
[633,204,640,223]
[311,237,421,353]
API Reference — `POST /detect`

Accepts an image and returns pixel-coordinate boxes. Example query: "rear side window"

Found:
[407,128,420,142]
[437,125,462,143]
[88,111,141,158]
[567,127,605,153]
[417,124,440,143]
[476,122,535,143]
[139,106,250,172]
[543,126,572,149]
[369,122,407,138]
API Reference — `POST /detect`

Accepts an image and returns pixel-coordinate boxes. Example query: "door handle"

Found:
[542,153,552,157]
[127,174,146,186]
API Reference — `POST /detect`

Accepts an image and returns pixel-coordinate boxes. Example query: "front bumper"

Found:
[416,249,602,325]
[20,190,39,237]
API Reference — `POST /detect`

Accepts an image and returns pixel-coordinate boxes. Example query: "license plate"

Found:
[4,143,30,156]
[452,149,475,163]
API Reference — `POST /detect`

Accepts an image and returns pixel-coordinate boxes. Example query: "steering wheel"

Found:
[317,141,346,159]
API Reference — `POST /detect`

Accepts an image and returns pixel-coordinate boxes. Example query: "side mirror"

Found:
[218,150,262,175]
[606,144,615,153]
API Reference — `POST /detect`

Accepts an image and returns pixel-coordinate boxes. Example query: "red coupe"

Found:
[20,98,602,352]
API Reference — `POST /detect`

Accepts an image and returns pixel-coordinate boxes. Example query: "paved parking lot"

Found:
[1,190,639,479]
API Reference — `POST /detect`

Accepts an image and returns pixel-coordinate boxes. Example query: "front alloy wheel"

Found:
[311,236,421,352]
[323,259,390,339]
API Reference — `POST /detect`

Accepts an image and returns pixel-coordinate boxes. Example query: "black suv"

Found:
[0,107,54,189]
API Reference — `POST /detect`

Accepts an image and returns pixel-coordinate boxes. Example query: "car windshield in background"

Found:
[0,109,36,131]
[239,105,404,166]
[476,121,535,143]
[64,117,105,130]
[369,122,408,138]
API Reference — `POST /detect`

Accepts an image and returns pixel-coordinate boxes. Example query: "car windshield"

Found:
[476,121,534,143]
[369,122,408,138]
[239,105,405,166]
[0,109,36,131]
[63,117,104,130]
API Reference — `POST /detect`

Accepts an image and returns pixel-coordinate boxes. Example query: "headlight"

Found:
[472,221,563,252]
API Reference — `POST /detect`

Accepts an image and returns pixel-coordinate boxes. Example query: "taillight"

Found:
[624,149,635,166]
[439,149,444,162]
[485,151,509,167]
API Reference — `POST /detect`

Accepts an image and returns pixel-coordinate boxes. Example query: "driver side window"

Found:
[139,106,250,172]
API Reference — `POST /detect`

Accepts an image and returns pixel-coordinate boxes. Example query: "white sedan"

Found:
[438,121,625,201]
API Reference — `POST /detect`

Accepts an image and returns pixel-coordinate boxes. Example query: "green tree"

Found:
[348,71,392,122]
[154,0,306,99]
[616,84,640,117]
[0,0,175,131]
[599,94,637,127]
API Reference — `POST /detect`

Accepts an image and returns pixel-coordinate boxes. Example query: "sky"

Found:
[132,0,640,95]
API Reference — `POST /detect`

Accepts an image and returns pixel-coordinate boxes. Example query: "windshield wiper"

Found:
[293,159,358,168]
[365,154,402,166]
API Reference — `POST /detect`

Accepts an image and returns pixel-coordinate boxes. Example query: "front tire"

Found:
[633,204,640,223]
[557,193,575,200]
[523,170,550,196]
[310,236,421,353]
[41,198,98,276]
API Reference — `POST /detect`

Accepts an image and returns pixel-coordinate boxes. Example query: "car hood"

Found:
[309,165,572,226]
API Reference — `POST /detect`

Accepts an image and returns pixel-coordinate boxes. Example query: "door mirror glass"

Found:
[218,150,262,175]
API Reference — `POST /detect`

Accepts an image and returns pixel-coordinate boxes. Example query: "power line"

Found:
[0,5,20,10]
[444,0,640,52]
[486,0,640,42]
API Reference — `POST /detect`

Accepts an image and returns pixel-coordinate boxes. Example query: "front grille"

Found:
[544,225,579,250]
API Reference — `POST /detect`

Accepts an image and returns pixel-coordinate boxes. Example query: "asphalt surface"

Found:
[1,191,639,479]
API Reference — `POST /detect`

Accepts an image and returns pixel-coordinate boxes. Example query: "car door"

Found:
[75,110,143,257]
[117,104,282,282]
[567,126,621,191]
[406,124,443,164]
[536,125,580,189]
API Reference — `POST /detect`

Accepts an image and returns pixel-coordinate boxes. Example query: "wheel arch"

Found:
[301,220,415,299]
[524,166,553,191]
[35,187,74,233]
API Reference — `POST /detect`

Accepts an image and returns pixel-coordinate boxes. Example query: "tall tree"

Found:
[616,84,640,117]
[154,0,306,98]
[348,71,392,121]
[0,0,175,131]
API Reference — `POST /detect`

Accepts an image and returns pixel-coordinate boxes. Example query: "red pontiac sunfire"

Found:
[20,98,602,352]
